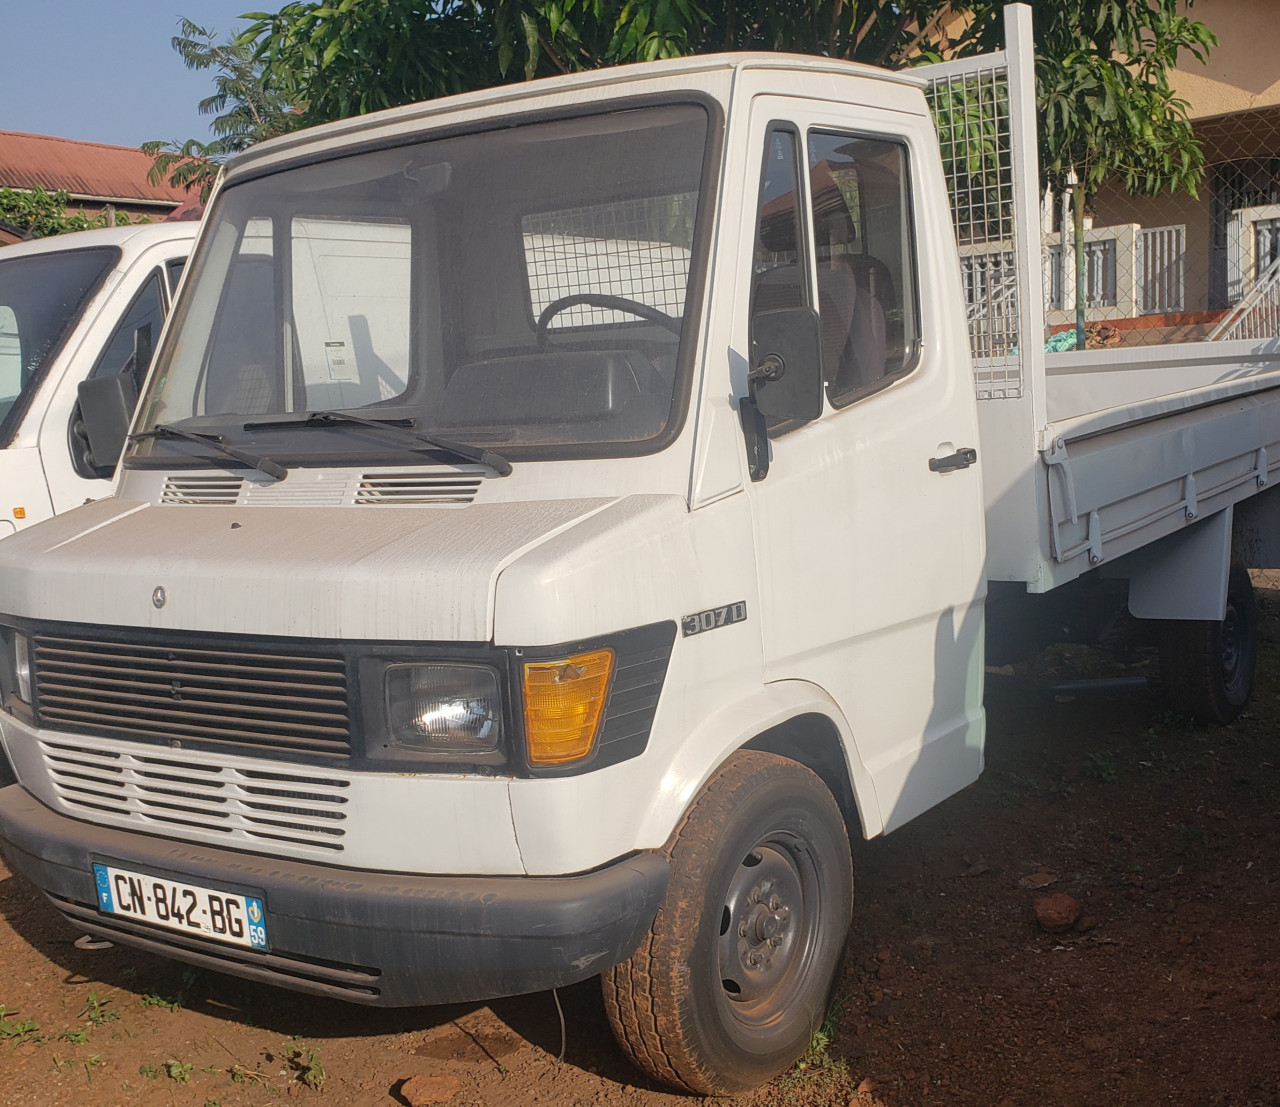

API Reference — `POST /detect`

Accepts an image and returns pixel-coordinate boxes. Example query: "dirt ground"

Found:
[2,581,1279,1107]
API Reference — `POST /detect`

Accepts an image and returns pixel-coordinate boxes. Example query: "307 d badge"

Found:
[682,601,748,637]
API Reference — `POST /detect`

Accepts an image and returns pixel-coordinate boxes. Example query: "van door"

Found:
[740,96,987,833]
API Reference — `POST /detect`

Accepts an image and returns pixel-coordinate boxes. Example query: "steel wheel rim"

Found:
[715,830,823,1030]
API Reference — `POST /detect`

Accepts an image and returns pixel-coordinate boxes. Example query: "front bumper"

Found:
[0,785,669,1006]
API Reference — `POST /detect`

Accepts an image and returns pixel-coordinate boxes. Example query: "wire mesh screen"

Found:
[1050,105,1280,348]
[927,66,1023,399]
[522,194,695,329]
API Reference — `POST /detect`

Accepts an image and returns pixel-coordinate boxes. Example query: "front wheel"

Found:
[1159,563,1259,724]
[602,750,853,1095]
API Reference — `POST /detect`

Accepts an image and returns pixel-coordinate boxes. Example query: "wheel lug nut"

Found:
[768,895,781,910]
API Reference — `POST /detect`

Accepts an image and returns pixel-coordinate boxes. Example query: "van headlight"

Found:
[383,664,502,755]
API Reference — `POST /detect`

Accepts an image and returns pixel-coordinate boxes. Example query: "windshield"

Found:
[0,246,117,443]
[133,102,712,469]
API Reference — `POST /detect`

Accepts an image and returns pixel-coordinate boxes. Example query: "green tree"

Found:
[242,0,971,127]
[0,186,139,239]
[143,18,294,202]
[244,0,502,124]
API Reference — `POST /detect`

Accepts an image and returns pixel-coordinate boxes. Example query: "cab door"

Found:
[738,93,987,833]
[41,255,178,516]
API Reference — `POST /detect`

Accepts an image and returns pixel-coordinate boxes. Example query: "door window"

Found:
[751,127,810,319]
[807,132,920,407]
[165,257,187,296]
[92,271,166,395]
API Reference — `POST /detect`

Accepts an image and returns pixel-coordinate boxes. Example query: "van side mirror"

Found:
[76,373,138,473]
[740,307,824,481]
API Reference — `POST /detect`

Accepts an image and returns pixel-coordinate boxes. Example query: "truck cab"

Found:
[0,57,987,1094]
[0,222,197,534]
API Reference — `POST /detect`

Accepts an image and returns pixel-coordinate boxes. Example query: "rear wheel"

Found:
[602,750,853,1095]
[1159,563,1258,724]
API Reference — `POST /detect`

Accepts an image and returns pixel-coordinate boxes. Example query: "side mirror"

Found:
[740,307,823,481]
[76,373,138,473]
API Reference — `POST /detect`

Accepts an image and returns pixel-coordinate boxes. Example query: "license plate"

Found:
[92,864,268,950]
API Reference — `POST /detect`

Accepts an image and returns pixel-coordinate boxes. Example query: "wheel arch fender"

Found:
[634,679,883,850]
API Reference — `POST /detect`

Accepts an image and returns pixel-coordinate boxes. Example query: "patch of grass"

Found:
[163,1058,193,1085]
[283,1039,326,1090]
[139,1063,161,1079]
[0,1006,43,1046]
[58,1027,89,1044]
[140,992,182,1012]
[1083,749,1119,783]
[78,991,118,1026]
[83,1055,103,1083]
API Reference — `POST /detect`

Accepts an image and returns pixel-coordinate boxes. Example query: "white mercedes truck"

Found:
[3,7,1280,1093]
[0,222,197,535]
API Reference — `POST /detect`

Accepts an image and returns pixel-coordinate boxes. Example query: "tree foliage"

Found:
[950,0,1215,204]
[0,186,140,240]
[242,0,980,128]
[143,19,294,201]
[238,0,1216,213]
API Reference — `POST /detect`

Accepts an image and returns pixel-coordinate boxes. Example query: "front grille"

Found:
[32,633,351,761]
[39,739,350,851]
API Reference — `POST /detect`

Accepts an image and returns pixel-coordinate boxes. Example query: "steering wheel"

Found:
[535,293,682,350]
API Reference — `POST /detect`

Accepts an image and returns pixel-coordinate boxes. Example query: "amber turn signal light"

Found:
[522,648,614,765]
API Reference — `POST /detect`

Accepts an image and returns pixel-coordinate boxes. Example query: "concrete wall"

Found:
[1172,0,1280,121]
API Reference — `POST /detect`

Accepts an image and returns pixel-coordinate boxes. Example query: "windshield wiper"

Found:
[133,423,288,481]
[243,411,513,477]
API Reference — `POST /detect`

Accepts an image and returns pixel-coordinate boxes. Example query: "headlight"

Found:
[383,664,502,755]
[12,634,30,704]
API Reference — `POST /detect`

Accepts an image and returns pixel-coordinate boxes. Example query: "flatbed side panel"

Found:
[1037,387,1280,590]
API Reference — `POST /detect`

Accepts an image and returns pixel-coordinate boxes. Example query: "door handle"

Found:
[928,447,977,473]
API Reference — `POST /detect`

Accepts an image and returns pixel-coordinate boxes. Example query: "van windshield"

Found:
[0,246,117,443]
[133,102,713,469]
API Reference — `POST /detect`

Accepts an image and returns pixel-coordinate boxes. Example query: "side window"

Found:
[751,127,810,318]
[807,131,920,407]
[165,257,186,296]
[749,126,822,439]
[91,271,166,395]
[0,306,20,408]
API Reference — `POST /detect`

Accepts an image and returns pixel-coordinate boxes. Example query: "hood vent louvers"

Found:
[355,472,483,505]
[158,470,485,507]
[160,475,245,504]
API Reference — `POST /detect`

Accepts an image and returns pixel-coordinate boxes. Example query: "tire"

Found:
[602,750,853,1095]
[1159,563,1259,724]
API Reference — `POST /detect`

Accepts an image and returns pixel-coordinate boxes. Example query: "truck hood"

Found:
[0,496,613,641]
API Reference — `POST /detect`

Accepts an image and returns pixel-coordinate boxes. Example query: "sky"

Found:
[1,0,264,149]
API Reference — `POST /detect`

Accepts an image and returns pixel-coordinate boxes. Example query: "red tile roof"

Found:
[0,130,187,207]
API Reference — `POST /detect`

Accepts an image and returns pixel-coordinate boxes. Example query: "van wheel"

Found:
[602,750,853,1095]
[1159,563,1258,724]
